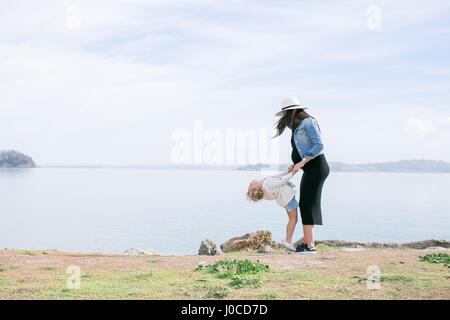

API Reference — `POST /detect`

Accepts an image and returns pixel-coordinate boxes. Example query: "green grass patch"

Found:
[381,275,413,282]
[129,272,153,280]
[315,243,343,251]
[200,259,270,278]
[337,287,352,293]
[40,266,57,271]
[197,259,270,292]
[260,291,277,299]
[1,249,43,254]
[419,253,449,265]
[0,277,17,285]
[229,276,262,289]
[206,286,229,298]
[0,265,17,272]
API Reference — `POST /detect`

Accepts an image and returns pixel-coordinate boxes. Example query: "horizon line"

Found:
[36,158,450,168]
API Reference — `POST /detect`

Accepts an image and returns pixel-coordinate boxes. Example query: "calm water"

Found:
[0,168,448,255]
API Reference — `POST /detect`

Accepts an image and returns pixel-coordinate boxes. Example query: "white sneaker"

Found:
[280,240,296,251]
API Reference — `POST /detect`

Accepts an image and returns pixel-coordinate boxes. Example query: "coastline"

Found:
[2,239,448,257]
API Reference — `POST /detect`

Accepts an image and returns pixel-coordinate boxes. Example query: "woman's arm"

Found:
[292,118,323,173]
[303,118,324,158]
[292,157,311,173]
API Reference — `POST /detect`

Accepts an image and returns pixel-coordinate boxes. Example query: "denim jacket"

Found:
[292,117,324,160]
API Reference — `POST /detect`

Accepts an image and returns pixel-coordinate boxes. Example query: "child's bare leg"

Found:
[285,208,298,243]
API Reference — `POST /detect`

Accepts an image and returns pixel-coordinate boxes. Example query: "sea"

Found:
[0,168,448,255]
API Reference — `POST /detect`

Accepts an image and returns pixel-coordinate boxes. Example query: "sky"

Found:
[1,0,450,166]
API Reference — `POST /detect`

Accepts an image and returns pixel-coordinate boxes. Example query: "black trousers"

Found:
[299,154,330,225]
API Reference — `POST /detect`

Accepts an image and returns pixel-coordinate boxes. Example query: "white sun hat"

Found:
[275,97,308,117]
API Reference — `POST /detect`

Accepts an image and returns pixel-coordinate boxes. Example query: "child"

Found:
[246,170,298,251]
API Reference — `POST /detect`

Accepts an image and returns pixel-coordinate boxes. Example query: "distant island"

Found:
[237,159,450,173]
[328,160,450,173]
[0,150,36,168]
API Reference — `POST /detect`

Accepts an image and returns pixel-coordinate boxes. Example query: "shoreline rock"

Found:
[293,239,449,249]
[259,245,273,253]
[198,239,222,256]
[123,248,156,256]
[220,230,274,253]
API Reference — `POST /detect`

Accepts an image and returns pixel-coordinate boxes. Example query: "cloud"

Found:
[439,117,450,125]
[404,118,437,137]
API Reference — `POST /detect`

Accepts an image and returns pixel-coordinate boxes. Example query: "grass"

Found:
[225,248,286,254]
[129,272,153,281]
[196,259,268,294]
[3,249,45,255]
[419,253,449,265]
[260,291,278,299]
[381,275,413,282]
[229,276,262,289]
[0,265,17,272]
[206,286,229,298]
[0,278,18,285]
[0,249,449,299]
[200,259,270,276]
[315,243,344,251]
[40,266,57,271]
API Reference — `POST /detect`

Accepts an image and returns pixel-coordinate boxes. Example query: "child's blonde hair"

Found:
[246,188,264,202]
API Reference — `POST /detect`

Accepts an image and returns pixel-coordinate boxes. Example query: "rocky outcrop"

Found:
[0,150,36,168]
[258,245,273,254]
[198,239,221,256]
[220,230,274,253]
[123,248,156,256]
[293,239,449,249]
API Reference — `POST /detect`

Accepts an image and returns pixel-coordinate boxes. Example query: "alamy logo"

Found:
[171,121,280,166]
[66,265,81,289]
[366,5,381,31]
[66,5,81,30]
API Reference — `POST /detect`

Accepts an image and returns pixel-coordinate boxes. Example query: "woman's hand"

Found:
[288,163,295,173]
[293,158,312,174]
[292,161,305,174]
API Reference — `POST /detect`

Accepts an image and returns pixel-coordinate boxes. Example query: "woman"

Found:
[274,97,330,254]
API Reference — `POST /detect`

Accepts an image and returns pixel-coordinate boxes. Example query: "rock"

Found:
[144,248,156,255]
[123,248,156,256]
[292,239,450,249]
[220,230,273,253]
[198,239,220,256]
[271,240,283,249]
[402,240,449,249]
[342,248,365,252]
[259,245,273,254]
[0,150,36,168]
[422,246,450,251]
